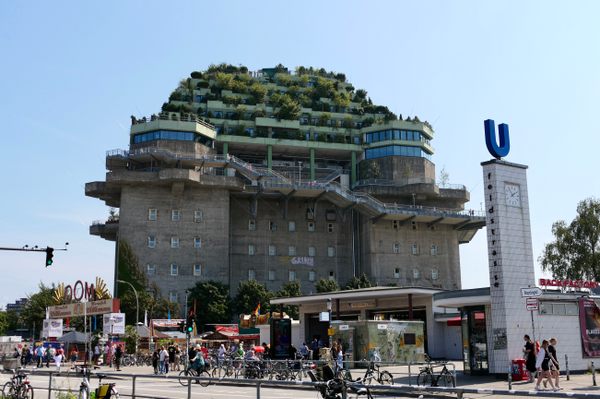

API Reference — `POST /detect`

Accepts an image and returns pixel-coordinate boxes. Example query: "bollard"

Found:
[47,372,52,399]
[132,375,136,399]
[187,376,192,399]
[593,361,597,386]
[257,380,261,399]
[507,365,512,390]
[565,354,570,381]
[408,362,412,386]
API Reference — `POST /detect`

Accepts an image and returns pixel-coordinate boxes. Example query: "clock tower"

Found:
[481,123,536,374]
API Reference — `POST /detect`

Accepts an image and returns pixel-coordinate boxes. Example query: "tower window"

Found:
[171,237,180,248]
[328,271,335,281]
[268,270,276,281]
[148,236,156,248]
[269,221,277,231]
[248,219,256,231]
[431,269,439,280]
[169,291,178,303]
[194,237,202,249]
[411,221,418,230]
[170,264,178,276]
[148,209,157,221]
[412,269,420,279]
[430,244,438,256]
[248,269,256,280]
[194,210,203,223]
[308,222,316,232]
[288,221,296,232]
[288,246,296,256]
[308,246,316,257]
[327,246,336,257]
[392,220,399,230]
[248,244,256,255]
[394,268,401,278]
[171,209,181,221]
[193,264,203,276]
[309,270,316,282]
[411,243,419,255]
[268,245,276,256]
[327,223,335,233]
[147,264,156,276]
[289,270,296,281]
[393,242,400,254]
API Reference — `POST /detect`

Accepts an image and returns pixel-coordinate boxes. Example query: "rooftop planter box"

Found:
[255,117,300,130]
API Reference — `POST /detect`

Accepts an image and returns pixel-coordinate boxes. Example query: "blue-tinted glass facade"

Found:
[364,145,432,160]
[364,129,428,144]
[132,130,196,144]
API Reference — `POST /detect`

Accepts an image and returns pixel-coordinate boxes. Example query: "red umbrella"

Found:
[253,345,265,353]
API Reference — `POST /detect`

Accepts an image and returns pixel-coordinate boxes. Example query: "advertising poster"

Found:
[579,298,600,357]
[270,318,291,360]
[103,313,126,335]
[42,319,63,338]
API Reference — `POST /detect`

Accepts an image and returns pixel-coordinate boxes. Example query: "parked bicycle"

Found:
[417,355,455,387]
[1,369,34,399]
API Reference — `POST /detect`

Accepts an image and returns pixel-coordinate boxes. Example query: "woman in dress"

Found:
[535,340,556,391]
[523,335,536,382]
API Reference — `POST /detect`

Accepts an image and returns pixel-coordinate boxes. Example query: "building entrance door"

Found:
[461,306,488,374]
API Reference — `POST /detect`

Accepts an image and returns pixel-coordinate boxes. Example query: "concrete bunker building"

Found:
[85,64,485,313]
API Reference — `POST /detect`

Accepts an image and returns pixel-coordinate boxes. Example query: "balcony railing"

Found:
[131,112,215,131]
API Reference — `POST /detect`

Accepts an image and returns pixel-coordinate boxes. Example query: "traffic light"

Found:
[186,312,195,335]
[178,321,185,333]
[45,247,54,267]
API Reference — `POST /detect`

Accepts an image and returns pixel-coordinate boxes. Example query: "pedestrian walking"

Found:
[174,344,181,371]
[54,349,63,373]
[168,343,176,372]
[115,344,123,371]
[535,340,557,391]
[36,345,44,368]
[152,349,159,374]
[547,338,561,390]
[523,335,537,382]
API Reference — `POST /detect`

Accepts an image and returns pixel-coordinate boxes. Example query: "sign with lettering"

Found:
[521,287,543,297]
[484,119,510,159]
[539,278,599,289]
[290,257,314,266]
[48,298,120,318]
[526,298,539,311]
[42,319,63,338]
[103,313,126,335]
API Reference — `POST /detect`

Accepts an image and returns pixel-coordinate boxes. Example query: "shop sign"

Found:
[290,257,314,266]
[349,300,375,309]
[48,298,119,318]
[319,312,330,322]
[339,325,349,331]
[377,324,388,330]
[539,278,599,289]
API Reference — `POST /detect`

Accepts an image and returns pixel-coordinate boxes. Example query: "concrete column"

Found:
[267,145,273,171]
[310,148,315,181]
[351,151,357,187]
[408,294,413,320]
[223,142,228,155]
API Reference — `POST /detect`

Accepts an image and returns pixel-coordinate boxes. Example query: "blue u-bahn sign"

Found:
[484,119,510,159]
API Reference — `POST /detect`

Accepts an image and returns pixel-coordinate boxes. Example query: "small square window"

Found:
[308,222,315,232]
[411,243,419,255]
[170,264,178,276]
[327,223,334,233]
[194,237,202,249]
[268,270,276,281]
[430,244,438,256]
[248,269,256,280]
[147,264,156,276]
[328,271,335,281]
[288,246,296,256]
[269,221,277,231]
[392,220,399,230]
[393,242,400,254]
[268,245,276,256]
[327,246,335,257]
[193,264,203,276]
[394,268,401,278]
[288,221,296,232]
[171,237,180,248]
[326,210,336,221]
[194,210,203,223]
[411,221,418,230]
[309,270,316,282]
[148,209,157,221]
[308,246,316,257]
[248,244,256,256]
[169,291,178,303]
[148,236,156,249]
[412,269,420,279]
[248,219,256,231]
[306,209,315,220]
[171,209,181,221]
[289,270,296,281]
[431,269,439,280]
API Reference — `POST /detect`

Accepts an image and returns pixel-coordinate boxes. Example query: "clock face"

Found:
[505,183,521,207]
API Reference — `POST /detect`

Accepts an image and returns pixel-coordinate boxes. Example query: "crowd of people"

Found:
[523,335,561,391]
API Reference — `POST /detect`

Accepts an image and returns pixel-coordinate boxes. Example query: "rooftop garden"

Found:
[159,63,433,131]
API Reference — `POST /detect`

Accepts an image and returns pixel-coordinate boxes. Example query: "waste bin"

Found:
[511,358,527,381]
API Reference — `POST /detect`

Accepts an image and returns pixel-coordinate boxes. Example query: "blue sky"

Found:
[0,1,598,307]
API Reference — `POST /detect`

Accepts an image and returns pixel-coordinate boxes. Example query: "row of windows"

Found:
[133,130,196,144]
[393,243,438,256]
[249,219,335,233]
[147,236,202,249]
[147,263,204,277]
[393,268,439,280]
[538,301,578,316]
[364,145,432,160]
[248,244,336,257]
[148,209,203,222]
[364,129,429,145]
[248,269,335,282]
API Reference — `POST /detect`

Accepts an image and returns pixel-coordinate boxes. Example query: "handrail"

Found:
[131,112,215,131]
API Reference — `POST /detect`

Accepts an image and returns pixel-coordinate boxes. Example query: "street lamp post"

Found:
[327,298,332,348]
[116,279,139,326]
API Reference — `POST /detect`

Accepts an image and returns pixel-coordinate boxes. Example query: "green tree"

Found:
[540,198,600,281]
[0,311,8,335]
[177,77,195,103]
[187,281,231,331]
[249,82,267,103]
[315,279,339,293]
[276,281,302,319]
[20,283,56,334]
[124,325,139,354]
[344,273,373,290]
[232,280,272,317]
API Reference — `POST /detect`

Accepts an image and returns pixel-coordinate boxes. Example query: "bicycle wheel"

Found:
[378,371,393,385]
[78,387,88,399]
[178,369,193,387]
[198,370,211,387]
[2,382,16,399]
[211,366,224,379]
[417,371,432,386]
[109,387,120,399]
[19,385,34,399]
[439,371,455,387]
